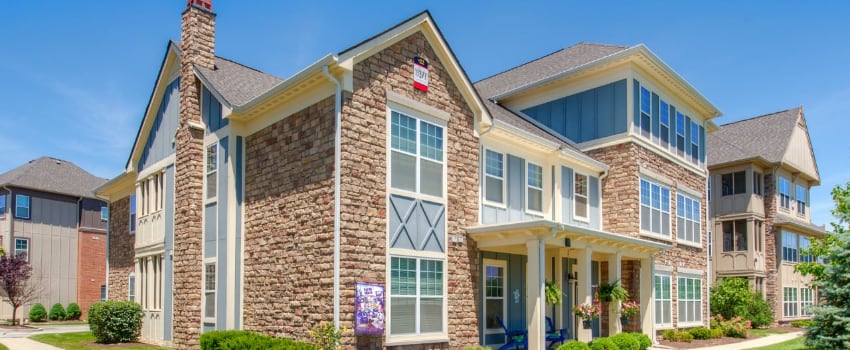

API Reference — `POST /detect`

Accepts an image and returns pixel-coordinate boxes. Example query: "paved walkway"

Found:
[0,324,90,350]
[0,337,62,350]
[651,331,804,350]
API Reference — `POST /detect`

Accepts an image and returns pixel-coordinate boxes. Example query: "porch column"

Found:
[576,247,593,342]
[527,239,546,350]
[640,257,654,342]
[554,248,565,330]
[608,252,622,335]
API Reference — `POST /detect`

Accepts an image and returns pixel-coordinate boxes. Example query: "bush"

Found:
[790,320,814,328]
[29,303,47,322]
[710,278,774,328]
[200,330,315,350]
[688,327,712,340]
[710,328,724,339]
[200,330,255,350]
[714,316,748,338]
[628,333,651,350]
[49,303,66,321]
[609,333,639,350]
[66,303,82,320]
[589,337,620,350]
[557,340,590,350]
[661,330,693,342]
[88,301,144,343]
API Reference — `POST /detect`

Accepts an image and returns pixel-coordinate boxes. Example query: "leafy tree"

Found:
[709,277,773,328]
[804,182,850,349]
[0,252,40,325]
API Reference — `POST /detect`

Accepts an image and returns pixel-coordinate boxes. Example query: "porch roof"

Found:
[467,219,670,256]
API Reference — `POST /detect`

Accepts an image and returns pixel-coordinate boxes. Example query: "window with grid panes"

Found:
[655,274,672,325]
[641,179,670,236]
[678,276,702,323]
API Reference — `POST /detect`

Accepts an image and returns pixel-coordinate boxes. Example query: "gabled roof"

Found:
[0,157,107,199]
[195,57,283,107]
[707,107,801,167]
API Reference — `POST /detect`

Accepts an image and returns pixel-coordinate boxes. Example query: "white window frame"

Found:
[483,149,506,207]
[482,259,507,335]
[205,143,218,202]
[654,273,672,328]
[783,287,798,318]
[658,99,670,150]
[14,238,29,261]
[639,86,651,140]
[387,256,447,341]
[640,178,671,237]
[796,184,807,216]
[129,194,136,235]
[388,108,446,201]
[128,273,136,302]
[676,193,701,245]
[779,177,791,210]
[800,288,814,316]
[15,194,30,220]
[573,172,589,221]
[203,261,216,323]
[677,275,702,326]
[690,121,700,165]
[526,162,544,214]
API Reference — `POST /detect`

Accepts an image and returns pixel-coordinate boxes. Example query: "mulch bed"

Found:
[81,342,153,348]
[657,326,804,349]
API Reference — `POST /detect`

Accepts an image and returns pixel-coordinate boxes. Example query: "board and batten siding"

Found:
[202,87,227,134]
[80,198,108,231]
[632,79,706,164]
[561,167,601,230]
[138,79,180,172]
[482,155,544,224]
[521,79,628,143]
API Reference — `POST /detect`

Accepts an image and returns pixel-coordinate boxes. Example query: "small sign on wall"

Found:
[413,56,429,92]
[354,282,385,335]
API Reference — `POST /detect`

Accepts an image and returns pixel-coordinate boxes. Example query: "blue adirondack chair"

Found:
[545,317,567,349]
[497,317,527,350]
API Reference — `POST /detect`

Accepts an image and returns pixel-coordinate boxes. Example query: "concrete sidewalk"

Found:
[0,337,62,350]
[652,331,804,350]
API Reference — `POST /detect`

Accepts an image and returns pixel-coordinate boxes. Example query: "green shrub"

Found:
[88,301,144,343]
[48,303,66,321]
[661,330,693,342]
[715,316,748,338]
[710,278,774,328]
[65,303,82,320]
[28,304,47,322]
[688,327,712,340]
[709,328,724,339]
[628,333,651,350]
[200,330,255,350]
[609,333,639,350]
[790,320,815,328]
[589,337,620,350]
[557,340,590,350]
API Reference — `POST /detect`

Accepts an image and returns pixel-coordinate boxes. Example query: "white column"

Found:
[554,248,565,330]
[527,239,546,350]
[640,257,654,342]
[608,253,622,335]
[576,247,593,342]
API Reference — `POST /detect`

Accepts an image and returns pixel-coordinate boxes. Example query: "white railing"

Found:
[141,310,163,343]
[136,210,165,249]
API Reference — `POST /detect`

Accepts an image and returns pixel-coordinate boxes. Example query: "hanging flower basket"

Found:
[582,319,592,329]
[620,316,629,327]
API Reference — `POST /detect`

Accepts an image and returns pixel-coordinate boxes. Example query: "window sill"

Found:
[640,231,673,243]
[385,335,449,346]
[677,321,704,328]
[655,324,674,330]
[676,240,703,250]
[483,201,507,209]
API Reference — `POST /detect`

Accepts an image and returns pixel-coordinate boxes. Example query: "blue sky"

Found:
[0,1,847,226]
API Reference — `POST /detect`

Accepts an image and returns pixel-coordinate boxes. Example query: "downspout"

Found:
[478,117,495,225]
[105,200,111,301]
[704,167,710,328]
[321,64,342,329]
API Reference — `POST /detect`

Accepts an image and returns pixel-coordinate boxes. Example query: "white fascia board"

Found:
[231,54,338,113]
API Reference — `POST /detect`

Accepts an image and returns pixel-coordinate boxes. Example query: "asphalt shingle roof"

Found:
[195,57,283,107]
[707,107,801,167]
[0,157,108,199]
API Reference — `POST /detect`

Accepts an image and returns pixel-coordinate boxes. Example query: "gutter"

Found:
[321,62,342,330]
[478,119,495,225]
[232,54,337,115]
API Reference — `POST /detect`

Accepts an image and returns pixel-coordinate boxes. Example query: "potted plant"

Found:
[620,300,640,326]
[545,281,562,305]
[597,280,629,302]
[572,302,601,329]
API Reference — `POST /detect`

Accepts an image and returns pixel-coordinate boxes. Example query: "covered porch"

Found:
[469,220,668,349]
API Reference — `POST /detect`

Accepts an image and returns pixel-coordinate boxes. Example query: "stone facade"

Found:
[107,196,134,302]
[762,173,779,311]
[242,96,336,339]
[173,3,215,349]
[588,141,708,328]
[77,229,107,319]
[339,31,480,349]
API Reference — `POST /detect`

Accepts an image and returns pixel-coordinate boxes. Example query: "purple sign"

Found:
[354,282,385,335]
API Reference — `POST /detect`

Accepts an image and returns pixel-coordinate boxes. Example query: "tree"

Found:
[0,252,39,325]
[803,182,850,349]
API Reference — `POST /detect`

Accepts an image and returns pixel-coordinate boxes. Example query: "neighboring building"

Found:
[98,1,720,349]
[0,157,108,320]
[708,107,824,323]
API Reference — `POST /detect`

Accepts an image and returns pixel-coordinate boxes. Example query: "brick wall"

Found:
[77,230,107,319]
[340,31,480,349]
[242,96,336,340]
[107,196,134,303]
[589,142,709,328]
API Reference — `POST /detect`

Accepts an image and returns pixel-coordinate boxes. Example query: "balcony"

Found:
[136,210,165,252]
[715,250,766,275]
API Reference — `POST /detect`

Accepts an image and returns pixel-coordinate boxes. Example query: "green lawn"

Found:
[0,342,8,350]
[744,336,809,350]
[750,328,789,337]
[30,332,168,350]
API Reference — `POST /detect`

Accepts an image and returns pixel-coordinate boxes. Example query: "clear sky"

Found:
[0,1,847,226]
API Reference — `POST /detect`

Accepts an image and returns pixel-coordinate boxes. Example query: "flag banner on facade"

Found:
[413,56,429,92]
[354,282,385,335]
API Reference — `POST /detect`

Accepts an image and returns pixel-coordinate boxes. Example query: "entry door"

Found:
[591,261,600,338]
[562,258,575,340]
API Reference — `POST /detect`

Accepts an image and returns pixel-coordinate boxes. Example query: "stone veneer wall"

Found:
[107,196,134,302]
[588,142,708,329]
[762,173,779,316]
[242,97,336,340]
[173,3,215,349]
[339,31,480,348]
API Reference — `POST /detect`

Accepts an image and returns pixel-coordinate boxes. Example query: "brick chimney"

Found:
[173,0,214,348]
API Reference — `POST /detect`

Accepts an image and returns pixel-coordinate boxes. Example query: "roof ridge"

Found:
[718,106,800,128]
[475,48,566,84]
[574,41,630,49]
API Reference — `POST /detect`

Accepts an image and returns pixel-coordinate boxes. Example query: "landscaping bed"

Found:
[657,325,803,349]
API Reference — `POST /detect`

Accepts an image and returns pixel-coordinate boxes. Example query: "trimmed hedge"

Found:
[66,303,82,320]
[557,340,590,350]
[791,320,814,328]
[88,301,144,343]
[662,329,694,343]
[29,303,47,322]
[200,330,315,350]
[609,333,639,350]
[200,330,255,350]
[49,303,66,321]
[628,333,652,350]
[589,337,620,350]
[688,327,712,340]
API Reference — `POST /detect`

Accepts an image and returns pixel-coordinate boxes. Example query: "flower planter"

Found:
[582,320,592,329]
[620,316,629,327]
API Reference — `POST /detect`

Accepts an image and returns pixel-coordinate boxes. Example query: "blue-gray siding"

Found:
[634,79,707,164]
[202,87,227,133]
[560,167,601,229]
[163,165,174,341]
[216,137,229,328]
[389,195,445,253]
[138,79,179,171]
[521,80,627,143]
[479,252,528,346]
[482,155,543,224]
[234,136,243,329]
[204,204,216,259]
